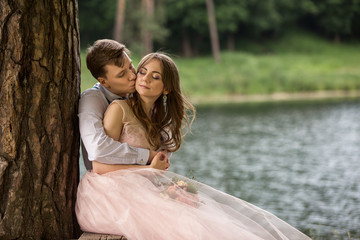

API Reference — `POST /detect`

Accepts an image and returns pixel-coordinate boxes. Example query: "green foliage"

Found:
[166,0,207,31]
[215,0,248,33]
[78,0,116,46]
[78,0,168,53]
[245,0,287,35]
[185,183,198,194]
[176,31,360,96]
[123,0,169,54]
[81,31,360,99]
[78,0,360,55]
[299,0,360,41]
[163,0,211,54]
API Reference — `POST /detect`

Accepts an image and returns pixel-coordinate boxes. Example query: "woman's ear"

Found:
[163,90,169,95]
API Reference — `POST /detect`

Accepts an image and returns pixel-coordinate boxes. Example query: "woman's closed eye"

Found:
[138,69,160,80]
[138,69,146,75]
[152,73,161,80]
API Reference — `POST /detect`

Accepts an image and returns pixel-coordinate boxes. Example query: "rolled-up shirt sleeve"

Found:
[79,90,149,166]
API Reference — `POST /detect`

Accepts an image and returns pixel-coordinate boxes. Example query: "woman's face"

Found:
[136,59,165,101]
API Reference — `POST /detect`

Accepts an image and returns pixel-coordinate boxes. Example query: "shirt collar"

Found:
[95,83,126,102]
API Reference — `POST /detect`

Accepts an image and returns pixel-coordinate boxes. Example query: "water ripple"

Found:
[171,99,360,238]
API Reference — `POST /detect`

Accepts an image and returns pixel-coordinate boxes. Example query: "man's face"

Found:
[98,54,136,97]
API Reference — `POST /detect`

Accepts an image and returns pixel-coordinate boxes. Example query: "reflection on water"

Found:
[80,98,360,239]
[170,99,360,238]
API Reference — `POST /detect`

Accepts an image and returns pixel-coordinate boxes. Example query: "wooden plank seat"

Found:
[78,232,127,240]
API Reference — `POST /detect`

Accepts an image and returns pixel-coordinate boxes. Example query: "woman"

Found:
[76,53,311,240]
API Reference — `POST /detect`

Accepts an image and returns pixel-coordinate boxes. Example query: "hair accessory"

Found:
[162,94,167,110]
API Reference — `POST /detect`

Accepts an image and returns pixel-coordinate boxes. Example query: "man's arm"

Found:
[93,151,170,174]
[79,90,151,165]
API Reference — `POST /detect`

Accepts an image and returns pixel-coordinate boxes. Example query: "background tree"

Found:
[302,0,360,42]
[113,0,126,42]
[114,0,168,56]
[78,0,360,55]
[216,0,248,51]
[141,0,155,55]
[243,0,293,37]
[0,0,80,239]
[166,0,209,57]
[206,0,221,62]
[78,0,115,47]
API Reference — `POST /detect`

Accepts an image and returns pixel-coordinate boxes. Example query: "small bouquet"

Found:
[160,177,201,207]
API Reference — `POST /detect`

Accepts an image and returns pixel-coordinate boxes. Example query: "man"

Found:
[79,39,160,170]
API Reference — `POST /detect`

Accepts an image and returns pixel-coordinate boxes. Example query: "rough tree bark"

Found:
[113,0,126,43]
[0,0,80,239]
[205,0,221,63]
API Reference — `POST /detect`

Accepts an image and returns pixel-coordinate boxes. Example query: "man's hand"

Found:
[150,151,170,170]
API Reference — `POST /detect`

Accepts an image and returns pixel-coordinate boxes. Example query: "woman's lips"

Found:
[139,84,150,89]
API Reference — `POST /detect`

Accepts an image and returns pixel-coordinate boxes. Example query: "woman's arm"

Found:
[93,102,169,174]
[103,101,124,141]
[79,89,150,165]
[92,102,127,174]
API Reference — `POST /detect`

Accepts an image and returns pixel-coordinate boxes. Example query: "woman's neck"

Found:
[139,96,156,118]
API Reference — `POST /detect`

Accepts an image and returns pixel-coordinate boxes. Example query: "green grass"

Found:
[80,53,96,91]
[81,31,360,100]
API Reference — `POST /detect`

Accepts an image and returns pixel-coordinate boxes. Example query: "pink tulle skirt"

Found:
[76,168,310,240]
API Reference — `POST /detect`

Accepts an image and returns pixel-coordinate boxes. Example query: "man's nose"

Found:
[129,71,136,81]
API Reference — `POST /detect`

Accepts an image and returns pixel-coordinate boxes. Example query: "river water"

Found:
[80,98,360,239]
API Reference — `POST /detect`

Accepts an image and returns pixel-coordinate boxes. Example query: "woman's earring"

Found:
[162,94,167,110]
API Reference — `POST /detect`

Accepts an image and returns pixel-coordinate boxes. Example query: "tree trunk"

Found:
[182,28,192,58]
[227,32,235,52]
[113,0,126,43]
[193,34,201,57]
[206,0,221,63]
[141,0,154,55]
[334,33,341,44]
[0,0,81,239]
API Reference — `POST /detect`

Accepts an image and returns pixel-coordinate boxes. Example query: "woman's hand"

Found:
[150,151,170,170]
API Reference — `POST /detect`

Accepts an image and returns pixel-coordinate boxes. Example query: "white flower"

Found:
[177,180,187,187]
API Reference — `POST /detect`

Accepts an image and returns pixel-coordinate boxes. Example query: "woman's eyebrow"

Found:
[140,67,161,75]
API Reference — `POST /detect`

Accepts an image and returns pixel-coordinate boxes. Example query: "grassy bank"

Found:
[80,31,360,103]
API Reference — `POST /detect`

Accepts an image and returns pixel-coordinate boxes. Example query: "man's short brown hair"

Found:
[86,39,131,79]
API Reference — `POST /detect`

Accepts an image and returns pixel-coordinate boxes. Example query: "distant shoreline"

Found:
[189,90,360,105]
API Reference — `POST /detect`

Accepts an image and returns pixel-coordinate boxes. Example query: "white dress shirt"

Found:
[79,83,149,170]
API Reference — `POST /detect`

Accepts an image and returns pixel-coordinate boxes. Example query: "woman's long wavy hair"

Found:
[128,52,196,152]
